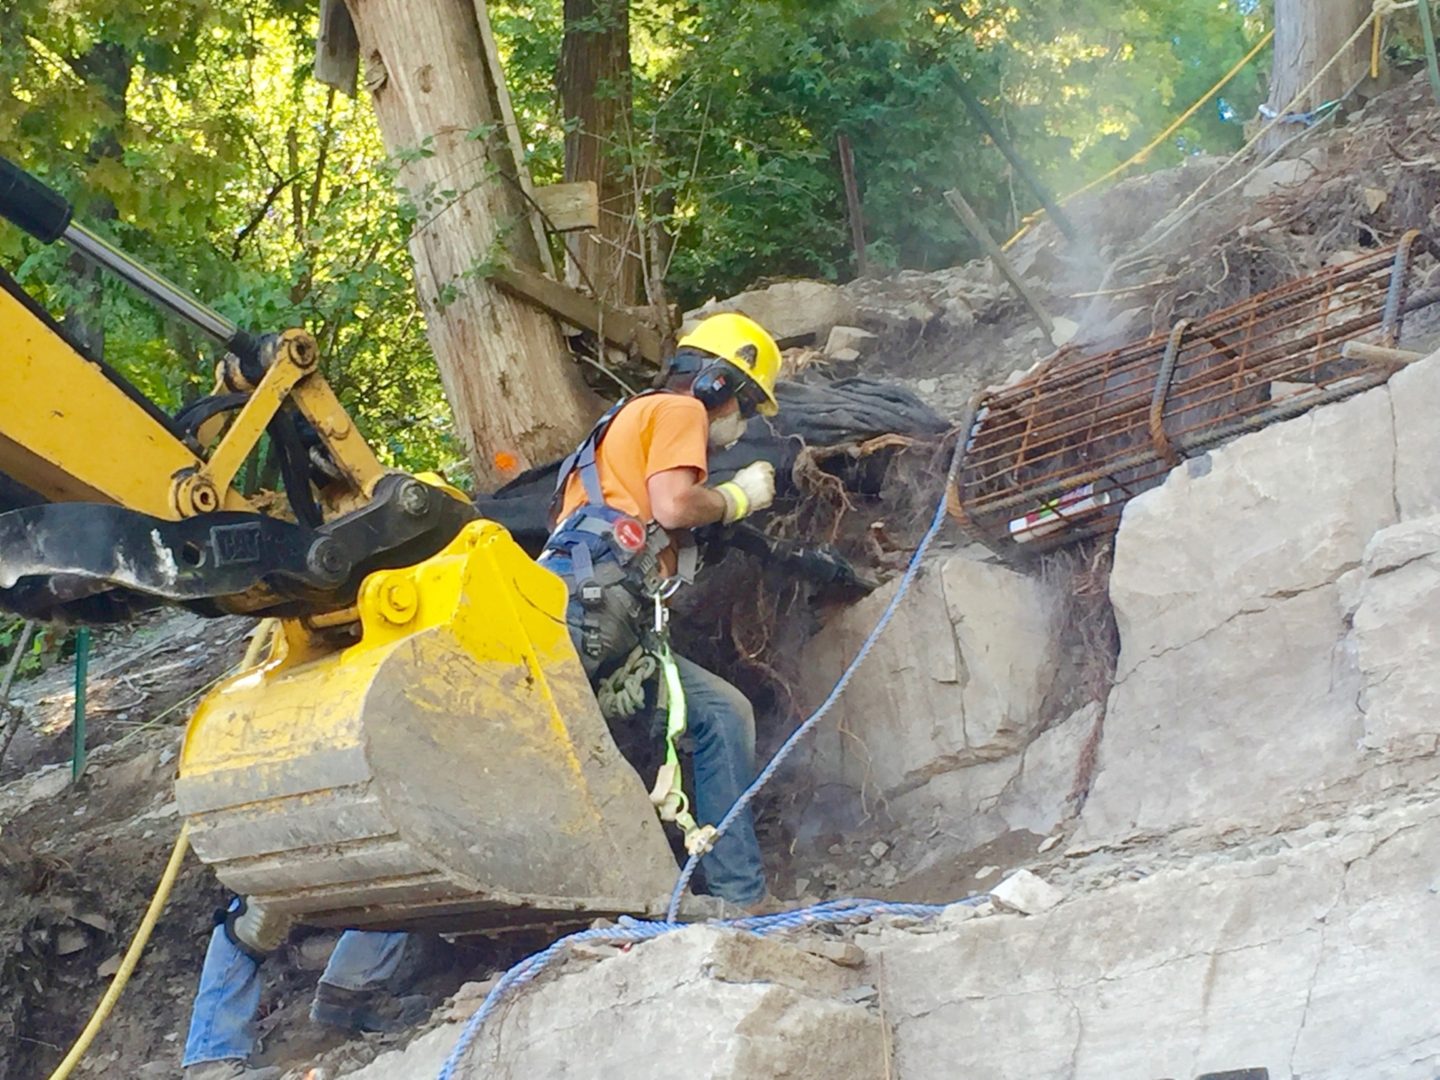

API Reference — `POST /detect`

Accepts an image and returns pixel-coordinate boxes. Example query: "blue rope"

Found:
[665,424,968,919]
[436,420,977,1080]
[435,897,985,1079]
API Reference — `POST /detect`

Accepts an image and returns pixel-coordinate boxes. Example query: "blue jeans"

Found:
[542,550,767,905]
[182,915,409,1067]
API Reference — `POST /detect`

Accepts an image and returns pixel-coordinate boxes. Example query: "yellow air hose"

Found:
[47,618,277,1078]
[48,822,192,1080]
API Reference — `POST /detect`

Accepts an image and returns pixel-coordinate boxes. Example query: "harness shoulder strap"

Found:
[550,389,672,519]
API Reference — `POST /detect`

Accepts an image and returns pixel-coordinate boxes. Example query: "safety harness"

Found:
[542,392,716,856]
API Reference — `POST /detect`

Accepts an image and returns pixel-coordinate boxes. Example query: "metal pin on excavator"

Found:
[0,157,682,934]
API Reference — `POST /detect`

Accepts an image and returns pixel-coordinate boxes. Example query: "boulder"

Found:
[796,555,1063,802]
[1349,516,1440,758]
[459,928,882,1080]
[1074,585,1363,849]
[1390,348,1440,519]
[684,280,851,345]
[891,701,1098,855]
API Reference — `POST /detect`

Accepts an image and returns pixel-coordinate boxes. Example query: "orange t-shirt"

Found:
[556,394,710,524]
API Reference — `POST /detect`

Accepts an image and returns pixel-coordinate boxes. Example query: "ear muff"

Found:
[691,359,739,412]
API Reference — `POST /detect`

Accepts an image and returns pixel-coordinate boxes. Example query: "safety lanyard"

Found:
[643,585,717,857]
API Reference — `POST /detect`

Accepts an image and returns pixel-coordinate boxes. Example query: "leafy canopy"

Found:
[1,0,1268,466]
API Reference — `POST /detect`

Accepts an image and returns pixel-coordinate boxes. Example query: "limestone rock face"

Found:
[879,800,1440,1080]
[1080,354,1440,850]
[1107,384,1396,679]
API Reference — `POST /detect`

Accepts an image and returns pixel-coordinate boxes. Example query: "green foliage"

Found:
[0,618,44,681]
[1,0,1272,473]
[0,0,457,472]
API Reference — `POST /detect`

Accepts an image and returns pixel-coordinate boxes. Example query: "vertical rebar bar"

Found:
[72,628,90,781]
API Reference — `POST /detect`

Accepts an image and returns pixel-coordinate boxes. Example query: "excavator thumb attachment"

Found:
[175,520,679,934]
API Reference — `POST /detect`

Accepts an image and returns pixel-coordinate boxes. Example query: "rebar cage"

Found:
[953,233,1440,553]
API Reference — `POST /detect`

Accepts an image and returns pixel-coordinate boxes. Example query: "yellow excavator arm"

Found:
[0,157,678,933]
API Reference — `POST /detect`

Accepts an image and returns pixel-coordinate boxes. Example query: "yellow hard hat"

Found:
[676,313,781,416]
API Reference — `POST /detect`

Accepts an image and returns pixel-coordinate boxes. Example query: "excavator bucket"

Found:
[175,520,680,934]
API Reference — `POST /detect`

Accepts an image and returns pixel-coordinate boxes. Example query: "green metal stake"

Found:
[1418,0,1440,108]
[72,627,90,781]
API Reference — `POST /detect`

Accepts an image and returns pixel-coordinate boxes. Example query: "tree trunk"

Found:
[64,41,132,359]
[1264,0,1369,136]
[345,0,600,489]
[560,0,640,307]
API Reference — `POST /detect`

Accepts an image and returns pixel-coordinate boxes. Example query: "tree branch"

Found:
[232,170,304,261]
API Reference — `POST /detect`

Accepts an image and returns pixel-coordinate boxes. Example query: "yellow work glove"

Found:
[716,461,776,524]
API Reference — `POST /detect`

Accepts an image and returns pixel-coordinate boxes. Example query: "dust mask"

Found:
[707,409,747,449]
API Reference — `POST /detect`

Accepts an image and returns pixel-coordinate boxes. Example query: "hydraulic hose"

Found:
[47,823,191,1080]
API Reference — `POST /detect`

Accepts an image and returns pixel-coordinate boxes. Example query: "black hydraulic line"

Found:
[267,410,324,528]
[954,80,1078,242]
[173,393,251,439]
[0,155,261,367]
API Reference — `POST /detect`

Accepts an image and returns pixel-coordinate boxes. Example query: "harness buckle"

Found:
[579,581,604,609]
[612,515,646,554]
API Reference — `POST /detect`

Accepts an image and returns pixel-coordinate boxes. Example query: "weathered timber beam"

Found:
[944,188,1056,346]
[492,266,664,365]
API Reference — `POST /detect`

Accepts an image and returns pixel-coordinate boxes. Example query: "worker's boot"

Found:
[181,1061,283,1080]
[309,982,432,1034]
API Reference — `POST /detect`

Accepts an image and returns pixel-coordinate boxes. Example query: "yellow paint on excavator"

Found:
[176,519,678,933]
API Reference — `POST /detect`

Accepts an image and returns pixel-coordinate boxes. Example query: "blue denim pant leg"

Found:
[182,907,262,1066]
[318,931,412,991]
[542,552,767,904]
[672,654,766,905]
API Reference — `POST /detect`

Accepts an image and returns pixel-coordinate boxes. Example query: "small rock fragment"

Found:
[974,865,999,880]
[75,912,114,934]
[840,984,879,1006]
[97,954,123,978]
[571,941,625,961]
[799,939,866,968]
[991,869,1066,915]
[825,325,879,357]
[828,347,861,364]
[55,928,87,955]
[938,904,977,929]
[1037,834,1062,854]
[869,841,890,860]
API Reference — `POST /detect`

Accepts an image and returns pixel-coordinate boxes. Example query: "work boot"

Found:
[182,1061,282,1080]
[309,982,432,1034]
[740,891,788,917]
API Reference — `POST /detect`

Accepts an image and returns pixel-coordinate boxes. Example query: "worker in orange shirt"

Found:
[539,312,782,909]
[179,315,782,1079]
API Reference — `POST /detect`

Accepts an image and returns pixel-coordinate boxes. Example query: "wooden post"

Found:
[837,133,869,277]
[471,0,555,277]
[345,0,599,489]
[955,81,1077,243]
[944,189,1055,346]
